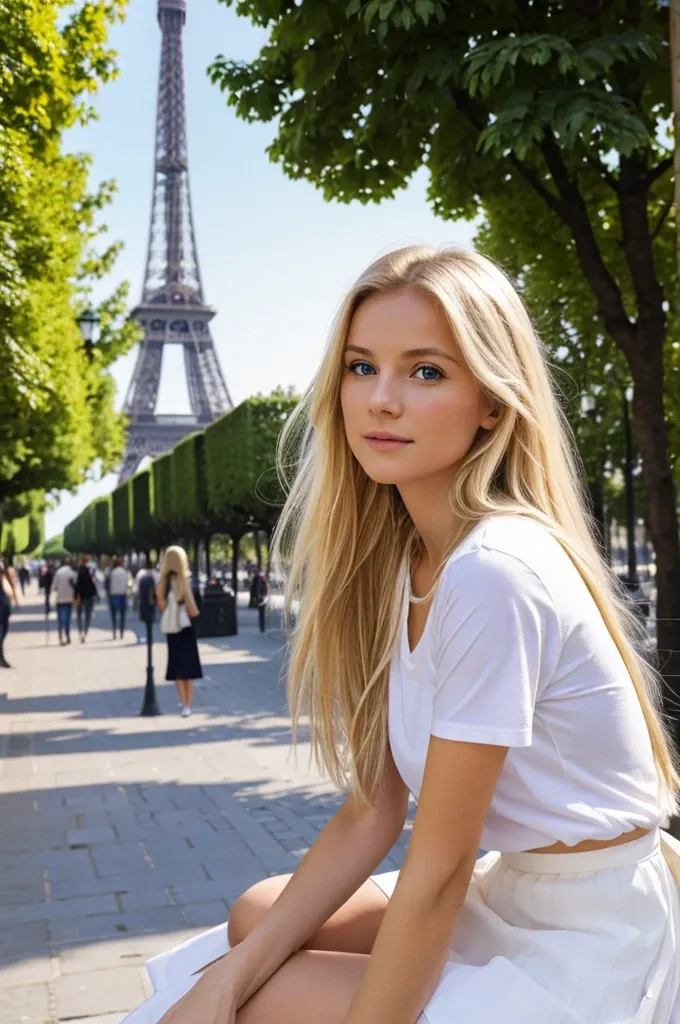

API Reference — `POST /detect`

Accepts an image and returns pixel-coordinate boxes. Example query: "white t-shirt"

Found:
[53,565,76,604]
[389,515,672,853]
[108,566,129,596]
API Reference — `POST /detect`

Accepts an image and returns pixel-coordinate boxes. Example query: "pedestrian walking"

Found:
[53,558,76,646]
[0,559,19,668]
[107,556,130,639]
[156,545,201,718]
[250,569,269,632]
[123,246,680,1024]
[74,555,98,642]
[17,562,30,596]
[41,562,54,618]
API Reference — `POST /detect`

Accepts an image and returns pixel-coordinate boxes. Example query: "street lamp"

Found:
[137,564,161,716]
[76,308,100,350]
[621,384,640,591]
[579,393,606,554]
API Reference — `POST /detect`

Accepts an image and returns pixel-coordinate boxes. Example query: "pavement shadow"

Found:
[0,777,411,973]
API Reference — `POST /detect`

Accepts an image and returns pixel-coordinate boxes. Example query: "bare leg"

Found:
[228,874,389,954]
[184,679,194,708]
[175,680,187,706]
[236,950,368,1024]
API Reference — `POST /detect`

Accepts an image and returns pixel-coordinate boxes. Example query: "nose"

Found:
[366,372,403,418]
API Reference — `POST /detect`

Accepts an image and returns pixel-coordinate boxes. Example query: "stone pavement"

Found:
[0,587,413,1024]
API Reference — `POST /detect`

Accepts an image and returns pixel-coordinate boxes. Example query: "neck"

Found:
[398,468,461,570]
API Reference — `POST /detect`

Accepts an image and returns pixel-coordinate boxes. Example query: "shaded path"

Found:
[0,587,412,1023]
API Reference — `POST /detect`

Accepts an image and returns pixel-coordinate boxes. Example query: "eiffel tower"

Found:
[119,0,232,483]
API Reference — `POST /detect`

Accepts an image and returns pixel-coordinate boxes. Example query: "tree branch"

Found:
[583,152,619,193]
[539,129,637,355]
[506,152,566,219]
[646,156,673,186]
[651,200,672,242]
[618,152,665,341]
[452,88,566,218]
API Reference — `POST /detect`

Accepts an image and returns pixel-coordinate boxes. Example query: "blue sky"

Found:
[47,0,475,537]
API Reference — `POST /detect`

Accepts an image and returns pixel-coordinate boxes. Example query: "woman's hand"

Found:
[157,958,239,1024]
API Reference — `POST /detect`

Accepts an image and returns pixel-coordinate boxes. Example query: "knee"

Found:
[228,888,258,947]
[227,877,287,947]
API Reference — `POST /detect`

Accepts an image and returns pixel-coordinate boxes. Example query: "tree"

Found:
[0,1,139,510]
[210,0,680,693]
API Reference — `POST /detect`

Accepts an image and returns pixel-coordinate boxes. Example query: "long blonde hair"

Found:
[158,545,192,605]
[272,245,680,811]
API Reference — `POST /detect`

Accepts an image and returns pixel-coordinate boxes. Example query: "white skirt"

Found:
[123,828,680,1024]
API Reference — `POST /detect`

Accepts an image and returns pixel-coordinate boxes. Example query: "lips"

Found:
[364,432,411,442]
[363,434,413,451]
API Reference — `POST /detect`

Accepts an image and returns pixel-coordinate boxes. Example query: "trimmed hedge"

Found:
[172,431,210,531]
[152,453,174,528]
[2,493,44,557]
[205,396,295,525]
[83,503,97,552]
[1,515,28,556]
[94,497,113,554]
[131,469,154,550]
[26,512,43,553]
[63,395,299,554]
[111,480,132,549]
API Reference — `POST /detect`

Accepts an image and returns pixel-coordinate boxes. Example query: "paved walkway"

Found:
[0,587,413,1024]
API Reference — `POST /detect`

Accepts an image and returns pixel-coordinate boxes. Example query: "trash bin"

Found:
[195,578,237,637]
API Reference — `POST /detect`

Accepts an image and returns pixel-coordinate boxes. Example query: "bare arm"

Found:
[342,737,508,1024]
[224,743,409,1008]
[155,582,167,611]
[6,568,19,606]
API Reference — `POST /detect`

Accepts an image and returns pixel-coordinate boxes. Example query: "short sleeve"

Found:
[430,549,558,748]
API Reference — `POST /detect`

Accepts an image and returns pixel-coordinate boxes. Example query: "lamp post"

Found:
[579,393,607,555]
[621,384,640,591]
[76,307,100,353]
[137,565,161,716]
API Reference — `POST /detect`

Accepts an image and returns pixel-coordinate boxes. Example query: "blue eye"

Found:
[414,364,443,381]
[345,361,443,380]
[349,361,375,376]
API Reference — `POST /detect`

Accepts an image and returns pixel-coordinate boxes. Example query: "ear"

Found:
[480,406,499,431]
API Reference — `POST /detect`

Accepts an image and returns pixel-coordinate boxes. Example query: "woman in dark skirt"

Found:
[156,546,202,717]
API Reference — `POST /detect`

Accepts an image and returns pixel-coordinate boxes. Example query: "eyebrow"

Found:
[344,344,458,363]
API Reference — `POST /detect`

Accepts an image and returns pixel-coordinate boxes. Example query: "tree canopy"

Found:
[0,0,139,507]
[209,0,680,691]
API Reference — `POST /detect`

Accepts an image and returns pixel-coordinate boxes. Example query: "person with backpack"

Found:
[53,558,77,646]
[156,546,202,717]
[107,556,130,639]
[250,570,269,633]
[74,555,98,642]
[40,562,54,617]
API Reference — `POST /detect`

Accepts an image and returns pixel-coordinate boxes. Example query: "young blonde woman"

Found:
[124,247,680,1024]
[156,546,202,717]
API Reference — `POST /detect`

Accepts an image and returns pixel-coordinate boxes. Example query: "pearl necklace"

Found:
[407,570,440,605]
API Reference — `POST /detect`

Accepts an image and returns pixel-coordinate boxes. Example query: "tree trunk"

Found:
[587,479,606,558]
[542,151,680,751]
[671,0,680,278]
[630,343,680,747]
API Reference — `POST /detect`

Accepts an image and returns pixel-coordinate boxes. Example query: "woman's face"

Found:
[340,288,496,489]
